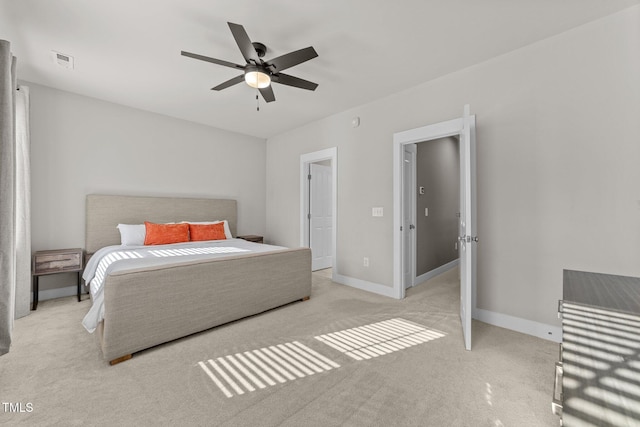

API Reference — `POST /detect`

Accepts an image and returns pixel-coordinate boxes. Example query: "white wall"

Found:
[28,83,266,295]
[266,6,640,331]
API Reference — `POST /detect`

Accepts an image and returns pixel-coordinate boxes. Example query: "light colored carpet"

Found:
[0,268,559,426]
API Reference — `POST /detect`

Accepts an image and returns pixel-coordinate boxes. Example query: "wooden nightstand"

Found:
[32,248,84,310]
[237,235,264,244]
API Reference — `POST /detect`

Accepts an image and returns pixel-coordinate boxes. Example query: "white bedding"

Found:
[81,238,285,333]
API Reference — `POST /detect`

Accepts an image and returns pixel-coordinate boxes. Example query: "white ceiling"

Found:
[2,0,638,139]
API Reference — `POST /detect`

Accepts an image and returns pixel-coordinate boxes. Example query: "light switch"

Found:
[372,207,384,217]
[425,208,429,217]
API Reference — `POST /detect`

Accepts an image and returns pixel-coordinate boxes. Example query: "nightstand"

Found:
[32,248,84,310]
[237,235,264,244]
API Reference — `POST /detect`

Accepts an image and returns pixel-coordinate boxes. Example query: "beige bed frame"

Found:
[85,194,311,364]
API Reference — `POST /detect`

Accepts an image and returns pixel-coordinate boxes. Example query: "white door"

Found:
[310,163,333,271]
[403,145,416,289]
[458,105,477,351]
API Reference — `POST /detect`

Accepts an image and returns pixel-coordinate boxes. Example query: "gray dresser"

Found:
[555,270,640,426]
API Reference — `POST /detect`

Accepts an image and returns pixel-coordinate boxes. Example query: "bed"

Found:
[83,194,311,365]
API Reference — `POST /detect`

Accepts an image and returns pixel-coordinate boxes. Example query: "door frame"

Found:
[393,117,467,299]
[403,144,417,289]
[300,147,338,278]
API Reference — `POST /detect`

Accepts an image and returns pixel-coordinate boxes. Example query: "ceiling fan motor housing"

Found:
[252,42,267,58]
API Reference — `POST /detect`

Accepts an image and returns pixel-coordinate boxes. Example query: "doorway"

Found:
[412,136,460,287]
[300,148,338,275]
[393,106,477,350]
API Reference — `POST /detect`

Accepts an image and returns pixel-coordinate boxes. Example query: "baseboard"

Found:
[32,285,87,303]
[333,273,398,299]
[414,259,459,286]
[473,307,562,343]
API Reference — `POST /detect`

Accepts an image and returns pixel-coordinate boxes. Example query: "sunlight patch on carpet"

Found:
[198,341,340,398]
[314,318,446,361]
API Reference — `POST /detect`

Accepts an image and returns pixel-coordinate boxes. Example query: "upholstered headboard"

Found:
[85,194,237,254]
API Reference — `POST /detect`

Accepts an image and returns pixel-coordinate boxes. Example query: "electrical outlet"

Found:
[363,257,369,267]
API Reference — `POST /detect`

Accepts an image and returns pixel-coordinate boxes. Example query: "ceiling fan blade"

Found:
[267,47,318,72]
[259,85,276,103]
[228,22,260,64]
[273,73,318,91]
[211,75,245,91]
[181,51,244,70]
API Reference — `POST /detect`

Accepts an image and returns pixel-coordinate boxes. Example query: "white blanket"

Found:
[81,239,284,333]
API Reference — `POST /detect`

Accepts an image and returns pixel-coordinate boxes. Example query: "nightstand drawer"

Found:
[33,248,83,275]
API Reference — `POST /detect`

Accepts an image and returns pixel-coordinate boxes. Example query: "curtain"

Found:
[15,85,31,319]
[0,40,30,355]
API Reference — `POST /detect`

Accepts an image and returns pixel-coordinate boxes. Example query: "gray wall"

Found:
[28,83,266,296]
[265,6,640,330]
[416,137,459,276]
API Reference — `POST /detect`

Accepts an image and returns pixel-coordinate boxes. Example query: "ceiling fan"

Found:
[181,22,319,104]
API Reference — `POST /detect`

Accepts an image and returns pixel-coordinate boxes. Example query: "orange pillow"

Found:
[188,222,227,242]
[144,222,189,245]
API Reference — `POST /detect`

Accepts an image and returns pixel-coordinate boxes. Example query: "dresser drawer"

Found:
[33,248,83,275]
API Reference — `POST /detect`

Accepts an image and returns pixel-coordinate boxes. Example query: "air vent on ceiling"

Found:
[50,50,74,69]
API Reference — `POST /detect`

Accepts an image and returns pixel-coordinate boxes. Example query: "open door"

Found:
[458,105,477,351]
[310,163,333,271]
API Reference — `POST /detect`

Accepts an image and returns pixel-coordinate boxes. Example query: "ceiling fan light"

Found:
[245,70,271,89]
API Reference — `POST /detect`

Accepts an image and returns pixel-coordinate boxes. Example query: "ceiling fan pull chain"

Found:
[256,90,260,111]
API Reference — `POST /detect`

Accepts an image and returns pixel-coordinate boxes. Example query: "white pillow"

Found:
[116,224,146,246]
[182,220,233,239]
